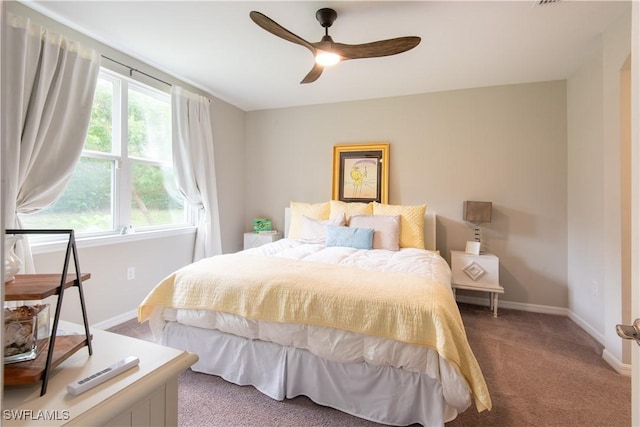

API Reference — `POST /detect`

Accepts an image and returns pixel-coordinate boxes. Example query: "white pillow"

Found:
[288,201,330,239]
[348,214,401,251]
[299,213,346,244]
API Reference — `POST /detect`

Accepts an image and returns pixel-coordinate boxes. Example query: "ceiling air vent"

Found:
[534,0,561,6]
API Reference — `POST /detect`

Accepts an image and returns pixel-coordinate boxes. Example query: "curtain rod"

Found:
[101,55,172,87]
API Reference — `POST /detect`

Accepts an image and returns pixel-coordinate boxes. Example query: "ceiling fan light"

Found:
[315,51,340,66]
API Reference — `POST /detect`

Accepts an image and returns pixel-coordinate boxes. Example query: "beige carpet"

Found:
[448,304,630,426]
[108,303,631,426]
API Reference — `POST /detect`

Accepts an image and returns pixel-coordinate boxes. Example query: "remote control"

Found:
[67,356,140,396]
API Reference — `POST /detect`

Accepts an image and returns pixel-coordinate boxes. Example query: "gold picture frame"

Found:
[332,143,389,203]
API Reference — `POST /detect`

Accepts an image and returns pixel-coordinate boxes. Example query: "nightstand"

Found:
[450,250,504,317]
[243,232,283,249]
[3,320,197,426]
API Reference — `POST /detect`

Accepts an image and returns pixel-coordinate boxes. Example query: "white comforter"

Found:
[151,239,472,411]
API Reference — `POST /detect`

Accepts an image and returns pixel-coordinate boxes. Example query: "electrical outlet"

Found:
[592,280,600,297]
[127,267,135,281]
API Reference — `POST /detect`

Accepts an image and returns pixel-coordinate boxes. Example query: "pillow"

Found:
[348,214,401,251]
[326,225,374,250]
[288,201,330,239]
[372,202,426,249]
[329,200,373,221]
[299,213,346,244]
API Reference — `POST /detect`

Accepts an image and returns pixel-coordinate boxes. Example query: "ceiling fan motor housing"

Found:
[316,8,337,28]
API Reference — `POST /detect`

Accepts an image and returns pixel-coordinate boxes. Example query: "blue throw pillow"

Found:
[326,225,374,250]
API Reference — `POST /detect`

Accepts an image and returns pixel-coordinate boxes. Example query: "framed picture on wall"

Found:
[332,143,389,203]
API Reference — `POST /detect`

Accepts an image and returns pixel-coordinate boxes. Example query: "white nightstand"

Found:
[244,232,283,249]
[450,250,504,317]
[3,321,197,426]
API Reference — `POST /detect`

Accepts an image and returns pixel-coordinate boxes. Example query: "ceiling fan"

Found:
[249,8,421,84]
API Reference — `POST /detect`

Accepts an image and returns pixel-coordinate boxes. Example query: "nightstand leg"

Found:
[493,293,499,317]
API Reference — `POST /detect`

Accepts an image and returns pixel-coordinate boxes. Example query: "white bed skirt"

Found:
[163,321,459,426]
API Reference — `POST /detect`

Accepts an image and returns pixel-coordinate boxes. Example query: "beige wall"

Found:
[567,10,631,365]
[567,51,605,332]
[246,80,568,309]
[211,96,246,254]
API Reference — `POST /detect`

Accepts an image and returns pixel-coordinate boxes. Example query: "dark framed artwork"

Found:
[332,143,389,203]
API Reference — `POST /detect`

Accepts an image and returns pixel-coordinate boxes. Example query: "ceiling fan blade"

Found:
[300,63,324,84]
[331,36,421,60]
[250,11,316,54]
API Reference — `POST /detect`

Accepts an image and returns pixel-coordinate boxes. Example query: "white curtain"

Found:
[2,13,100,272]
[171,86,222,261]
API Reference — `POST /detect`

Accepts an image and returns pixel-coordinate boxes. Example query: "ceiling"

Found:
[22,1,629,112]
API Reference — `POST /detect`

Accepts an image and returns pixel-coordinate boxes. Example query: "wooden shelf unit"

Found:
[4,335,89,385]
[4,230,92,396]
[5,273,90,300]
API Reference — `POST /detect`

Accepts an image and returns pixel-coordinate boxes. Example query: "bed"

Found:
[138,201,491,426]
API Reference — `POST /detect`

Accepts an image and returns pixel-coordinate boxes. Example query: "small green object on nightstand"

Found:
[253,218,272,232]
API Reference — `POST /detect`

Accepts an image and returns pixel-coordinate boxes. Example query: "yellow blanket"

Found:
[138,253,491,412]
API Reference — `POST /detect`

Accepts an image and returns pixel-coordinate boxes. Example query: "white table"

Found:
[3,321,198,426]
[450,250,504,317]
[243,232,283,249]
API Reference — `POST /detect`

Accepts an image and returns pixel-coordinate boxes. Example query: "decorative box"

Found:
[4,304,50,364]
[252,218,272,232]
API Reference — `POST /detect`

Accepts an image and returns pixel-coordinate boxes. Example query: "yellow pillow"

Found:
[372,202,426,249]
[330,200,373,221]
[288,201,330,239]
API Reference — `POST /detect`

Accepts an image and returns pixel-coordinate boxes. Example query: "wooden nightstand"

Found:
[450,250,504,317]
[243,232,283,249]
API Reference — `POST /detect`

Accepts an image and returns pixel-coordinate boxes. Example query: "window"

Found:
[21,69,190,236]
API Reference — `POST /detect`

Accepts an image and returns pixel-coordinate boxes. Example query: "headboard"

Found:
[284,208,437,251]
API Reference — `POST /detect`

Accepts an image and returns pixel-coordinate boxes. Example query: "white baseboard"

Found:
[91,309,137,330]
[566,310,606,346]
[455,294,569,316]
[566,311,632,376]
[603,349,633,377]
[457,296,631,377]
